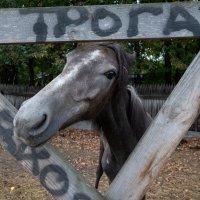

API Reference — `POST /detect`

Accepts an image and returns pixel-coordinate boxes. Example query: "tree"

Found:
[0,0,199,85]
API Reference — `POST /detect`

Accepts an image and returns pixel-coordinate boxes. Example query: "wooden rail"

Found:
[0,2,200,44]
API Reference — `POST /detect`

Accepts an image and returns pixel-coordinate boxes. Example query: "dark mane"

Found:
[101,43,135,91]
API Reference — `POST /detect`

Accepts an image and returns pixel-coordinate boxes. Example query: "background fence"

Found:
[1,83,200,132]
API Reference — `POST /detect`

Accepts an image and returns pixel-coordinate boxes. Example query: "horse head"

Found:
[13,43,135,146]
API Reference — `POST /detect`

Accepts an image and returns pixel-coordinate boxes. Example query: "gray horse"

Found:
[14,43,151,199]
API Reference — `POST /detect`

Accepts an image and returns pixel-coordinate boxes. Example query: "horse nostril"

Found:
[14,111,50,140]
[32,114,47,131]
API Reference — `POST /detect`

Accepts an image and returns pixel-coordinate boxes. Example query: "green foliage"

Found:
[0,43,76,85]
[0,0,199,85]
[122,37,199,84]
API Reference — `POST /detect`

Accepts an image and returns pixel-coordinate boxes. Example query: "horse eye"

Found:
[104,70,117,80]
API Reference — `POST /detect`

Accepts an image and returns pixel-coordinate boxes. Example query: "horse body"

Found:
[95,85,151,188]
[13,43,151,199]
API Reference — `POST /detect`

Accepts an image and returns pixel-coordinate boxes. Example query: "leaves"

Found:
[0,43,76,85]
[0,0,200,85]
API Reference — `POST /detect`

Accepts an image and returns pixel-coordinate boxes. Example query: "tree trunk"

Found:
[134,41,141,69]
[28,58,35,86]
[13,64,18,84]
[0,64,18,84]
[164,41,172,84]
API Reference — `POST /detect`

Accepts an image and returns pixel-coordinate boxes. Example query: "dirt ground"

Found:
[0,128,199,200]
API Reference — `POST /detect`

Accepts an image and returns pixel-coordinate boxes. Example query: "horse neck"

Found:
[96,88,138,163]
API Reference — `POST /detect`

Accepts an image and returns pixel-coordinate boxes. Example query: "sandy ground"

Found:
[0,128,199,200]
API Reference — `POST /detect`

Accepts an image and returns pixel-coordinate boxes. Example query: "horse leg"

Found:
[95,162,103,189]
[95,136,104,189]
[141,195,146,200]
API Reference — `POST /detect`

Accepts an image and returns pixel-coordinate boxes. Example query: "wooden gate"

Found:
[0,2,200,200]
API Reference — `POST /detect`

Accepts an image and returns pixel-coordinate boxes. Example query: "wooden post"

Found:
[105,51,200,200]
[0,93,103,200]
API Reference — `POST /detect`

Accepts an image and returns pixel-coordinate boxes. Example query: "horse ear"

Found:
[124,51,136,71]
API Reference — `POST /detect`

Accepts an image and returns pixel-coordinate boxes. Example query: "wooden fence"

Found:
[0,2,200,200]
[2,84,200,132]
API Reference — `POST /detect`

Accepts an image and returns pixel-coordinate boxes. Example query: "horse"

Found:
[13,43,151,199]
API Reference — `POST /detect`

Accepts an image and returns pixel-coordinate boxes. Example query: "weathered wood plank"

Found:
[105,51,200,200]
[1,2,200,44]
[186,131,200,138]
[0,93,103,200]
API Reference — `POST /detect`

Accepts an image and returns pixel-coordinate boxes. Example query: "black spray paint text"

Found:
[19,5,200,42]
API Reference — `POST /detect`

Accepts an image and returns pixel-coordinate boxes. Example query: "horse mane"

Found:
[93,43,151,190]
[101,44,151,140]
[101,43,136,91]
[126,85,152,141]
